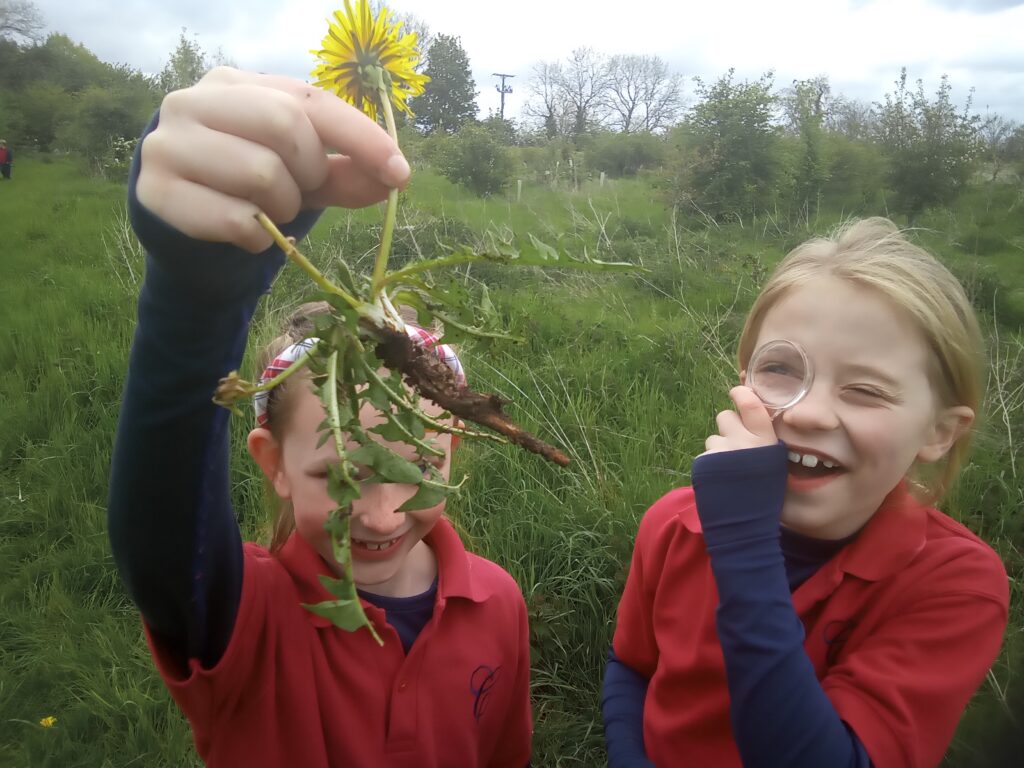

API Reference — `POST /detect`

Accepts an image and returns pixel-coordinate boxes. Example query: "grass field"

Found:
[1,155,1021,766]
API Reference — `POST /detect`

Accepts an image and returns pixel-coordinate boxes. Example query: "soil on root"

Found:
[374,327,571,467]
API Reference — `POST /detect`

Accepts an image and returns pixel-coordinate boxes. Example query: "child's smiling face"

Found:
[751,275,971,539]
[272,383,452,597]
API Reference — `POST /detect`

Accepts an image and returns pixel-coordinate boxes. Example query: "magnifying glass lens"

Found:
[747,340,812,412]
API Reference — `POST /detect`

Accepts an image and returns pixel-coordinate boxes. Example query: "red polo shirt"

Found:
[146,518,532,767]
[613,485,1008,768]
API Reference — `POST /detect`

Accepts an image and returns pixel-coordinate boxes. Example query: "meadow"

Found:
[1,155,1021,766]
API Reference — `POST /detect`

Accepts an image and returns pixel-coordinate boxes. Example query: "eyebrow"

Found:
[839,363,902,389]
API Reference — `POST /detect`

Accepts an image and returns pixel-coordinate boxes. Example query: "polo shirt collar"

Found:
[276,517,484,629]
[677,481,928,582]
[833,483,928,581]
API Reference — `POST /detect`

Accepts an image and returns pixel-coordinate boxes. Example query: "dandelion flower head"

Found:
[311,0,428,121]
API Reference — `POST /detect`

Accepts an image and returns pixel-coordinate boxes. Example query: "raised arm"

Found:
[107,68,408,668]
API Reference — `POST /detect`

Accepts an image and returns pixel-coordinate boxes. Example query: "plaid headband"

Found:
[253,326,466,427]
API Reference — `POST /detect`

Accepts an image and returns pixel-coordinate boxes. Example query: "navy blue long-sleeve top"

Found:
[602,445,872,767]
[107,116,432,668]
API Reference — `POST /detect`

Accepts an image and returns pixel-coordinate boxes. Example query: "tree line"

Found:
[0,19,234,177]
[1,0,1022,224]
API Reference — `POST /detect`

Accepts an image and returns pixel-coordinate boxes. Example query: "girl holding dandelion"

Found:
[603,219,1009,767]
[108,4,533,766]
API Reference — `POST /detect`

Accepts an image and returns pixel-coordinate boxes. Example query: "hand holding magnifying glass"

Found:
[745,339,814,420]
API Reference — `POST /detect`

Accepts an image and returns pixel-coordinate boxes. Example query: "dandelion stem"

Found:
[250,342,319,393]
[325,350,384,647]
[381,252,489,287]
[370,90,400,301]
[255,212,361,310]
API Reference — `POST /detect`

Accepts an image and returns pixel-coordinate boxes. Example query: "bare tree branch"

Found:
[605,54,683,133]
[0,0,45,43]
[523,60,571,138]
[559,47,611,137]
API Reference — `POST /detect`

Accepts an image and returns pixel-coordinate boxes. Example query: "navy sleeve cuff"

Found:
[692,442,788,545]
[602,647,655,768]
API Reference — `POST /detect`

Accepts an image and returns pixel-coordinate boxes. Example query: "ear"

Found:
[739,369,747,386]
[917,405,974,463]
[247,427,291,499]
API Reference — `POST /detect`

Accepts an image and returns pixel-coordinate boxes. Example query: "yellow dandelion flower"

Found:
[39,716,57,728]
[311,0,429,121]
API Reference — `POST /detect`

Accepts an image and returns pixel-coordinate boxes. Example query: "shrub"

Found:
[433,122,515,196]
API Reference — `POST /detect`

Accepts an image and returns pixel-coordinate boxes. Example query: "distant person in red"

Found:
[0,140,12,180]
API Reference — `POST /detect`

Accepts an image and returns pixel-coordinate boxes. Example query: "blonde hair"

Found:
[737,217,984,503]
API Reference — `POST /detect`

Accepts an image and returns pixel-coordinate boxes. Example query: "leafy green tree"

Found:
[434,122,514,195]
[782,77,831,211]
[1008,124,1024,181]
[10,33,109,94]
[410,34,477,134]
[874,69,981,223]
[480,114,517,145]
[12,81,71,149]
[58,74,157,173]
[681,69,782,220]
[585,130,666,177]
[818,132,885,212]
[0,32,160,152]
[825,96,876,140]
[156,28,224,95]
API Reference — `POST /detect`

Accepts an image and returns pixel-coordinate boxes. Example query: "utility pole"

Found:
[492,72,514,120]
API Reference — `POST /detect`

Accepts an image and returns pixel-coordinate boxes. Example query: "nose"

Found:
[779,380,840,432]
[351,483,415,535]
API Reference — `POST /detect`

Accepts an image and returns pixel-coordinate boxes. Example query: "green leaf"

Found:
[527,232,560,261]
[479,283,496,322]
[302,597,365,632]
[395,408,426,440]
[369,418,407,443]
[347,441,424,485]
[327,465,361,511]
[430,307,524,345]
[365,376,393,413]
[397,479,449,511]
[317,572,357,601]
[333,259,358,295]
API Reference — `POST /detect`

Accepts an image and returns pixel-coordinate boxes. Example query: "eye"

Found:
[846,385,888,400]
[756,362,800,378]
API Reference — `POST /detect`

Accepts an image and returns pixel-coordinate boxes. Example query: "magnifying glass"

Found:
[746,339,813,419]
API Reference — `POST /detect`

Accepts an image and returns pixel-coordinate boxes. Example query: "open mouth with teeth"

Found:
[787,450,844,477]
[351,536,404,553]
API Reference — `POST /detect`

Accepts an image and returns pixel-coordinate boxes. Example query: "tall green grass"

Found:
[2,157,1021,766]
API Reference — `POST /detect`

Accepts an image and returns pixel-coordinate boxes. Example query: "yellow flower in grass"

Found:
[39,716,57,728]
[311,0,429,121]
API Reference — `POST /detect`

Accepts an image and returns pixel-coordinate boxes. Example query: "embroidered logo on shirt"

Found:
[469,664,501,722]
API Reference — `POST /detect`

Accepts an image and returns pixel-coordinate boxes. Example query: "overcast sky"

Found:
[31,0,1024,123]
